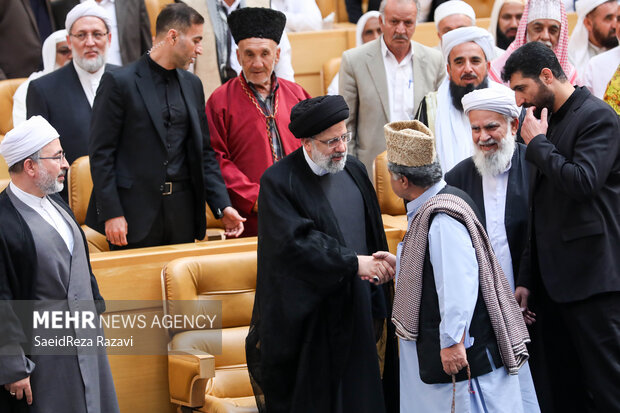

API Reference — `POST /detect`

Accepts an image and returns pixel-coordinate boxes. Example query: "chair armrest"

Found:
[168,351,215,407]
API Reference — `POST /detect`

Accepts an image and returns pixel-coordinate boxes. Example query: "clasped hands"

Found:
[357,251,396,284]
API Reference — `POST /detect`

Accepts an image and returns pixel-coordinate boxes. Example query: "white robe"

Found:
[396,180,524,413]
[583,46,620,99]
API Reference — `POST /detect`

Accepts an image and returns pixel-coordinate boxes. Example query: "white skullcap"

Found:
[65,0,111,33]
[442,26,496,61]
[462,84,521,118]
[356,11,382,46]
[41,29,68,72]
[0,116,60,167]
[434,0,477,28]
[568,0,613,75]
[527,0,562,23]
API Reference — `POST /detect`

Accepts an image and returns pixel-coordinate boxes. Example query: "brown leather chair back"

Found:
[321,57,341,95]
[373,151,406,216]
[0,78,27,137]
[163,251,257,404]
[144,0,173,37]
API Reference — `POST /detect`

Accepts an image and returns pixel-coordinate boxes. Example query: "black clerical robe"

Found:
[246,147,397,413]
[444,143,530,279]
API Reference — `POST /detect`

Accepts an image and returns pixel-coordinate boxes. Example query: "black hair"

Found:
[387,161,442,188]
[155,3,204,37]
[501,41,567,83]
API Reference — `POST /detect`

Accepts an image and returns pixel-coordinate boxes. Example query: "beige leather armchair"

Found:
[321,56,341,95]
[162,251,258,413]
[0,78,27,180]
[373,151,407,230]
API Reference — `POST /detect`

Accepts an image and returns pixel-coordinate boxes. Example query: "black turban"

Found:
[288,95,350,139]
[227,7,286,45]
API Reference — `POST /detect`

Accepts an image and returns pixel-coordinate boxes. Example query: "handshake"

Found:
[357,251,397,284]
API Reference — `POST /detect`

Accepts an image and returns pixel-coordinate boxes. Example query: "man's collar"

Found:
[380,36,414,61]
[406,179,446,218]
[243,72,279,97]
[221,0,241,13]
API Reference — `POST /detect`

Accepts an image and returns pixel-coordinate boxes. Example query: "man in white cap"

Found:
[433,1,477,43]
[489,0,579,85]
[582,4,620,98]
[488,0,527,49]
[340,0,444,175]
[0,116,119,413]
[26,0,117,201]
[445,85,541,412]
[382,119,530,413]
[568,0,618,74]
[13,29,72,127]
[416,26,503,173]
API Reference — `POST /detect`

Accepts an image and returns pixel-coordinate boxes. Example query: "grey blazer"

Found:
[339,37,444,175]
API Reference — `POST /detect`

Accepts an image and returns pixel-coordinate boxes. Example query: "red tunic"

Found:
[206,75,311,236]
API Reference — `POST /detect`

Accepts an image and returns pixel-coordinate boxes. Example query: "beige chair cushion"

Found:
[373,151,406,216]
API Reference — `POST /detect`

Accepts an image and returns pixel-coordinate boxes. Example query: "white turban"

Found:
[442,26,496,61]
[528,0,562,23]
[356,11,381,46]
[568,0,615,75]
[65,0,111,33]
[462,84,521,118]
[434,0,477,28]
[0,116,60,167]
[42,29,68,72]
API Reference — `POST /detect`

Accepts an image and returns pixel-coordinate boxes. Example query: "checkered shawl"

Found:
[489,0,579,85]
[392,194,530,374]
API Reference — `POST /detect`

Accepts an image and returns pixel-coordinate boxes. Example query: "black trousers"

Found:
[110,188,195,250]
[533,287,620,413]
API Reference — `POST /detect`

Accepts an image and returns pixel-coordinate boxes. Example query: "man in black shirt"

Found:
[87,3,245,249]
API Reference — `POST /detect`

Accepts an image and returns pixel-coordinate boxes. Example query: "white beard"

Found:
[74,53,105,73]
[310,141,347,174]
[472,130,516,177]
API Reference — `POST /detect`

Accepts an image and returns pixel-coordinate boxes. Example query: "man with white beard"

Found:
[444,85,541,412]
[26,0,117,201]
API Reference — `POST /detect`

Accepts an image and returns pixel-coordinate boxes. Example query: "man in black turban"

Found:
[246,95,399,413]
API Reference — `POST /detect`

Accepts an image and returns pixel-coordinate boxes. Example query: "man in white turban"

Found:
[0,116,120,413]
[582,4,620,98]
[434,0,477,41]
[416,26,504,173]
[12,30,72,127]
[568,0,618,75]
[488,0,527,49]
[26,0,117,201]
[446,86,544,412]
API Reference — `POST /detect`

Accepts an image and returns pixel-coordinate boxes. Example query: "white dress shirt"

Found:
[482,163,514,291]
[10,182,75,254]
[381,37,415,122]
[73,60,106,107]
[86,0,122,66]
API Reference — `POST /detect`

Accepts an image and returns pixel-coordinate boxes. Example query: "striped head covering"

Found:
[489,0,579,85]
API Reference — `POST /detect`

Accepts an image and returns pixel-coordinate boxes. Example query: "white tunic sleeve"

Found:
[428,213,479,349]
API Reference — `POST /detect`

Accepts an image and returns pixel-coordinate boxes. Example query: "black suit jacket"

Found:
[86,55,231,244]
[26,62,117,166]
[519,87,620,303]
[49,0,151,65]
[445,143,530,281]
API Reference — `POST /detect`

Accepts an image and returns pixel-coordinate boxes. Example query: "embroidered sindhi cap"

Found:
[384,121,436,167]
[289,95,350,139]
[227,7,287,45]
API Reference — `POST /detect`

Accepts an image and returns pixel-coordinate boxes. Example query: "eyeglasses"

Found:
[69,31,108,42]
[314,131,352,149]
[38,151,66,163]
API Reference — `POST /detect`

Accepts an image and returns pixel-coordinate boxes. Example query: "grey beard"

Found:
[310,141,347,174]
[36,167,64,195]
[74,53,105,73]
[472,131,516,177]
